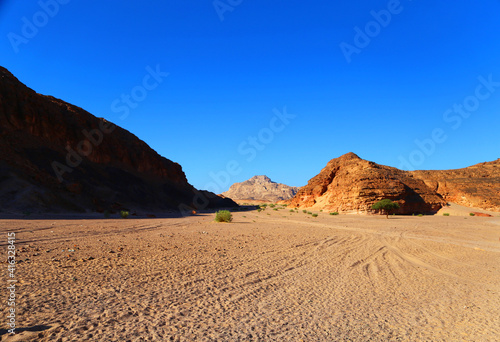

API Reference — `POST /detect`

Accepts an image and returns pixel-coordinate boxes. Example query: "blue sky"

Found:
[1,1,499,192]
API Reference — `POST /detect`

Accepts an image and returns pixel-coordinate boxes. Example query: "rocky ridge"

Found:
[411,159,500,212]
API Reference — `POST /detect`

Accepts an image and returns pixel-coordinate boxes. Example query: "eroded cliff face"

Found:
[0,66,235,213]
[411,159,500,212]
[289,153,446,214]
[222,175,299,202]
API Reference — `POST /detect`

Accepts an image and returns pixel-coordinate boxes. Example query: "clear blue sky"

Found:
[1,1,499,192]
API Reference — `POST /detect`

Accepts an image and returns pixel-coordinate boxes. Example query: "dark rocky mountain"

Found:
[0,66,236,214]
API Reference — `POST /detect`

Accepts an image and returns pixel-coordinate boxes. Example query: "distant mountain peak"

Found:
[222,175,298,202]
[248,175,273,183]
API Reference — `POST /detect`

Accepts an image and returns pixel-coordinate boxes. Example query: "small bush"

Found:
[215,210,233,223]
[469,213,475,216]
[307,211,313,215]
[302,210,307,213]
[443,213,450,216]
[120,210,129,219]
[269,204,276,208]
[273,208,278,211]
[312,213,318,217]
[257,208,262,212]
[289,209,295,212]
[418,214,423,217]
[330,212,339,216]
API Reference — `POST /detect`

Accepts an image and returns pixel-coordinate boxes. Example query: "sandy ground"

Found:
[436,202,499,217]
[1,207,499,341]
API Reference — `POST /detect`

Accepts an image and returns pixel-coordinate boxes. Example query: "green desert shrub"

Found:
[269,204,276,208]
[302,210,307,213]
[312,213,318,217]
[418,214,423,217]
[443,213,450,216]
[289,209,295,212]
[120,210,129,219]
[215,210,233,222]
[307,211,313,215]
[469,213,475,216]
[330,212,339,216]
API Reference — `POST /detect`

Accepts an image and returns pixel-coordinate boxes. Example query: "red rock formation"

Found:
[471,212,493,217]
[0,66,236,213]
[289,153,446,214]
[411,159,500,212]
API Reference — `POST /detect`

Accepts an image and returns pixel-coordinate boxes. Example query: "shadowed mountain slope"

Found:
[0,66,236,214]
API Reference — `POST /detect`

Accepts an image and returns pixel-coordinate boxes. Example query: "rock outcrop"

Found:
[222,175,299,202]
[411,159,500,212]
[0,66,236,213]
[289,153,446,214]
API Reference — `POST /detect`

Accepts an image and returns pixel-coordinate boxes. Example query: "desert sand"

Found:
[1,207,499,341]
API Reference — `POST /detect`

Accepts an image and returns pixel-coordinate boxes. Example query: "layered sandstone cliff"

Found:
[289,153,446,214]
[0,66,236,213]
[222,175,299,202]
[411,159,500,212]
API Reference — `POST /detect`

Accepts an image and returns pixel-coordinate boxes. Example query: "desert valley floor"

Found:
[1,208,499,341]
